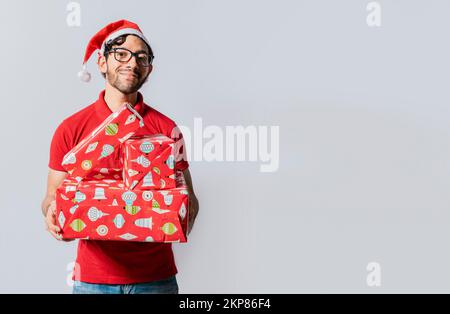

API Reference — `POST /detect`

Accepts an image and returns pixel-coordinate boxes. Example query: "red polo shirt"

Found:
[48,90,189,284]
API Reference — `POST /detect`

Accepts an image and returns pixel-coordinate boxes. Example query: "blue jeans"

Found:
[72,275,179,294]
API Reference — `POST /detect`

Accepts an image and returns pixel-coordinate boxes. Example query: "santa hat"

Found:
[78,19,151,82]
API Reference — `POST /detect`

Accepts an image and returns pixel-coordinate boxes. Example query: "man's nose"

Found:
[126,54,139,68]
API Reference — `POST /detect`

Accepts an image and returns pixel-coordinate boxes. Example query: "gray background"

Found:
[0,0,449,293]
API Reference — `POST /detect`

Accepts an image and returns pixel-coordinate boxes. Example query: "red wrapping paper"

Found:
[55,171,189,242]
[61,103,144,180]
[121,135,176,190]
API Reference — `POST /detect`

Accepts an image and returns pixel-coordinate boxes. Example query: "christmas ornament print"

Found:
[132,155,150,167]
[61,103,144,179]
[141,172,153,187]
[161,222,177,236]
[85,142,98,154]
[121,190,136,204]
[142,191,153,201]
[99,144,114,160]
[81,160,92,170]
[69,204,79,214]
[164,194,173,206]
[125,114,136,125]
[127,169,139,177]
[122,135,177,190]
[62,153,76,165]
[130,180,139,189]
[113,214,125,228]
[55,114,188,242]
[122,190,140,215]
[93,188,107,200]
[151,199,170,214]
[56,171,189,242]
[65,185,76,193]
[179,203,187,220]
[166,155,175,169]
[96,225,108,236]
[105,123,119,136]
[119,233,137,240]
[140,141,154,154]
[58,212,66,228]
[70,219,86,232]
[134,217,153,230]
[87,207,109,222]
[74,191,86,203]
[152,207,170,214]
[125,205,141,215]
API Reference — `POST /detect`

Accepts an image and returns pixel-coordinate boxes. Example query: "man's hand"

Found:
[187,194,199,236]
[44,200,74,242]
[183,168,199,236]
[44,200,62,240]
[42,169,74,242]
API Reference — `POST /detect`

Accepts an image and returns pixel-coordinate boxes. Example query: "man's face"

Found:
[99,35,153,94]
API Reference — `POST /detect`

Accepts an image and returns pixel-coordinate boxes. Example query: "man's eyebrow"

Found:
[134,49,149,54]
[111,46,149,54]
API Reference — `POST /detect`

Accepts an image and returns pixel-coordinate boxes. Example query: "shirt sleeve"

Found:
[48,121,71,172]
[166,120,189,172]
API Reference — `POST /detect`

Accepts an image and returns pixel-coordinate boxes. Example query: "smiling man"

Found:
[41,20,199,294]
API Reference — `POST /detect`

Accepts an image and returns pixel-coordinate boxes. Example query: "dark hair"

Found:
[101,34,154,78]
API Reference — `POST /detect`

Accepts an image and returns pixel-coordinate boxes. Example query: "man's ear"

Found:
[147,64,153,75]
[98,55,107,75]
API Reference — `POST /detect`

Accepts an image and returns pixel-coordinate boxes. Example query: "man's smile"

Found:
[118,70,139,80]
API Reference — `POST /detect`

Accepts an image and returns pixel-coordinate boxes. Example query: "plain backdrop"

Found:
[0,0,450,293]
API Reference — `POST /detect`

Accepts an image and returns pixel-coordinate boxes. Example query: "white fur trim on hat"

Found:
[99,28,150,54]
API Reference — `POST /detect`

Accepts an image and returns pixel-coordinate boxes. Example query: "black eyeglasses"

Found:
[108,47,154,67]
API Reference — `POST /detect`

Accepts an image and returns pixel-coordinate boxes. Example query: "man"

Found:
[41,20,199,294]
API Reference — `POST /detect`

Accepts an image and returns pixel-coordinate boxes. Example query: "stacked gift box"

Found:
[55,103,189,243]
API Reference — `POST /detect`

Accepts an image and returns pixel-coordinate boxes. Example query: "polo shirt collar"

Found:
[95,90,145,119]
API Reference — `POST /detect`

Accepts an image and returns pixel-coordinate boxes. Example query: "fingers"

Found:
[187,217,195,236]
[45,206,62,241]
[46,224,62,241]
[46,211,61,233]
[48,200,56,215]
[45,221,62,240]
[186,200,198,236]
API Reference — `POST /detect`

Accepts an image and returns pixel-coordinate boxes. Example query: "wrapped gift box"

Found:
[61,103,144,180]
[55,171,189,243]
[121,135,176,190]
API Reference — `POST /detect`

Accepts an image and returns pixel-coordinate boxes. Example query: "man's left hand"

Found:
[187,194,199,236]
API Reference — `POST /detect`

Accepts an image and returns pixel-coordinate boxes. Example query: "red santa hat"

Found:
[78,19,150,82]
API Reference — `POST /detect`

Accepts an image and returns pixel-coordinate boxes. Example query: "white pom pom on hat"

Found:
[79,19,150,82]
[78,64,91,82]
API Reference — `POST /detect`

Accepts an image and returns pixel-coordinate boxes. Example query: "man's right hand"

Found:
[42,169,74,242]
[44,200,74,242]
[45,200,62,240]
